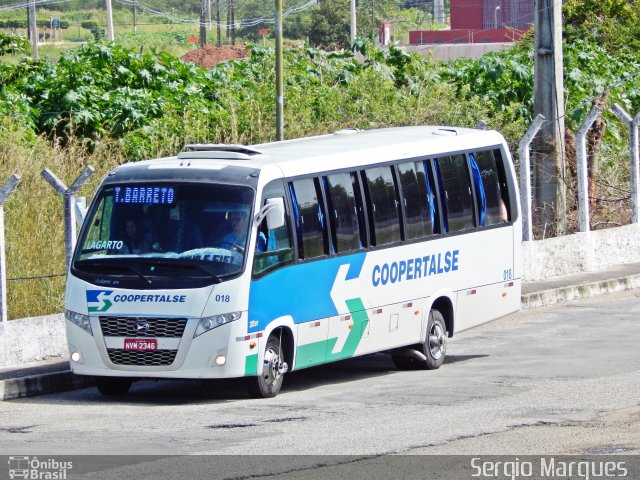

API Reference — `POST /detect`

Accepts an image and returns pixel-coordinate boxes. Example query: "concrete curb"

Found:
[0,370,95,401]
[521,274,640,310]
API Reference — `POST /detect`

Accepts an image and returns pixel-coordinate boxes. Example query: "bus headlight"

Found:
[65,309,93,336]
[194,312,242,337]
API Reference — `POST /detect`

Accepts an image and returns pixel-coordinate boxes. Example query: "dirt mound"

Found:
[180,44,250,68]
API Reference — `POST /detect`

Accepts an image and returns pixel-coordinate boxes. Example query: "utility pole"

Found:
[226,1,231,41]
[433,0,444,25]
[216,0,221,46]
[371,0,374,38]
[231,0,236,45]
[200,0,207,47]
[350,0,356,45]
[133,0,137,34]
[532,0,565,237]
[105,0,114,41]
[208,0,212,31]
[28,0,37,59]
[275,0,284,140]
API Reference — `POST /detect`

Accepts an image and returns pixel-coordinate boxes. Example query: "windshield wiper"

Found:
[141,260,222,284]
[75,259,152,285]
[127,263,152,286]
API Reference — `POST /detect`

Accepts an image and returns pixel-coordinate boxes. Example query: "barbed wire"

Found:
[7,273,65,281]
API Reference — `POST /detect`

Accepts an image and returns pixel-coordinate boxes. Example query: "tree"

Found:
[563,0,640,60]
[307,0,351,49]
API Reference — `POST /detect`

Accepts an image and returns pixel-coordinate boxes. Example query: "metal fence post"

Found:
[0,175,21,323]
[575,106,602,233]
[518,114,545,241]
[612,104,640,224]
[41,167,95,272]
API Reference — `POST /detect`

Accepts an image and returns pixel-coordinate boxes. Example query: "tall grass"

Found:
[0,118,124,319]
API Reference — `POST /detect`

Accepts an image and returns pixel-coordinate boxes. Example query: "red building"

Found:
[409,0,534,45]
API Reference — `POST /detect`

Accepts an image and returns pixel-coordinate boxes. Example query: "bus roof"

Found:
[112,126,507,181]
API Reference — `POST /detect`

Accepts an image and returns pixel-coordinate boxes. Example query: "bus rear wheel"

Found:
[95,377,132,396]
[247,334,288,398]
[423,309,447,370]
[391,309,447,370]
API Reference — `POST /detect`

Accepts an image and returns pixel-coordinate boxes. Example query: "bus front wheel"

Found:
[95,377,132,396]
[247,334,288,398]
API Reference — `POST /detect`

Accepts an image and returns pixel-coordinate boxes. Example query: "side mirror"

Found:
[255,197,285,230]
[265,198,285,229]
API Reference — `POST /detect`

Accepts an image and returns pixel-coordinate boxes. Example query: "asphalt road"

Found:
[1,290,639,463]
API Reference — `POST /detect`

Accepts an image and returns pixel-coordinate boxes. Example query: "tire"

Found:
[391,309,447,370]
[95,377,133,396]
[423,309,447,370]
[247,334,287,398]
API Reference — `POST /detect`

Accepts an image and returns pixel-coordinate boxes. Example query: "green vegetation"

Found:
[0,1,639,319]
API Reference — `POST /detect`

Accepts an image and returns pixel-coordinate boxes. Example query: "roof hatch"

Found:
[178,144,264,160]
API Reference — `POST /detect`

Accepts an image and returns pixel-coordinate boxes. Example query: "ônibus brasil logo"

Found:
[86,289,113,313]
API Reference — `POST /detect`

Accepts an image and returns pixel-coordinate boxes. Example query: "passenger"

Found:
[120,219,150,254]
[499,198,509,222]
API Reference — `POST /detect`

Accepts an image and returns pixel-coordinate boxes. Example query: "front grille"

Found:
[107,349,178,366]
[99,316,187,338]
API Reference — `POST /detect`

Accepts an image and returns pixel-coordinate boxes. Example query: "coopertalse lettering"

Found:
[112,294,187,303]
[372,249,460,287]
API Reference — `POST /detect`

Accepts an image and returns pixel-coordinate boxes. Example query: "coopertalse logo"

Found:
[86,289,188,313]
[8,456,73,480]
[86,289,113,313]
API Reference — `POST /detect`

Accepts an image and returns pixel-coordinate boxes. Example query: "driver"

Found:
[222,212,248,253]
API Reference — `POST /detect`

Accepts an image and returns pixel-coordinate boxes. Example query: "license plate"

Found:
[124,338,158,351]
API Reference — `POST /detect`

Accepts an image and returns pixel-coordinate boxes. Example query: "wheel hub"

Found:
[428,323,447,360]
[263,347,288,385]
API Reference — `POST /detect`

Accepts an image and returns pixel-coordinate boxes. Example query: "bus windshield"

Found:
[73,182,255,285]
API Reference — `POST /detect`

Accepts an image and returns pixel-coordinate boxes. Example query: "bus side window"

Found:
[493,149,512,222]
[252,196,294,277]
[362,166,402,246]
[289,178,329,259]
[434,154,475,232]
[471,149,509,225]
[324,172,362,253]
[350,172,369,248]
[398,160,435,240]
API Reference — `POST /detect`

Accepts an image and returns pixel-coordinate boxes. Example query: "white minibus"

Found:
[65,126,521,397]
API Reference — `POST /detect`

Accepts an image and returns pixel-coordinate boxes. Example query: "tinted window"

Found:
[289,179,327,259]
[253,182,294,277]
[471,150,508,226]
[325,173,361,253]
[436,154,475,232]
[363,167,401,245]
[398,161,435,240]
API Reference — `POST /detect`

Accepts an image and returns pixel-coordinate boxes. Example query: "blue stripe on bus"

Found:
[248,252,367,332]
